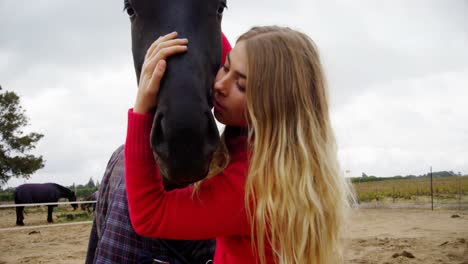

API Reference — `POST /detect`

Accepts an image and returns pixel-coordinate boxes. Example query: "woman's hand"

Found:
[134,32,188,114]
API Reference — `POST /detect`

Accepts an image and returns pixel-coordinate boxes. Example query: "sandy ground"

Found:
[0,207,467,264]
[344,208,468,264]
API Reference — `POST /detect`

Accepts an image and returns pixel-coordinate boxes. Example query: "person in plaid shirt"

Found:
[85,34,232,264]
[85,145,216,264]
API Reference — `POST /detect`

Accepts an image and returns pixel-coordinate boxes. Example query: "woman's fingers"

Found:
[146,37,188,61]
[145,31,178,60]
[145,31,187,61]
[144,45,188,73]
[142,37,188,79]
[135,33,188,113]
[140,60,166,98]
[148,60,167,94]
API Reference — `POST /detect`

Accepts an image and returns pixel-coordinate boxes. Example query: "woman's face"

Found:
[213,41,248,127]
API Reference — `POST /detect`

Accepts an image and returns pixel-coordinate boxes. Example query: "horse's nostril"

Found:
[157,114,166,135]
[154,114,165,140]
[152,113,169,158]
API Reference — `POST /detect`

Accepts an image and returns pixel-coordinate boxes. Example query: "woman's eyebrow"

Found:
[236,71,247,79]
[227,52,247,79]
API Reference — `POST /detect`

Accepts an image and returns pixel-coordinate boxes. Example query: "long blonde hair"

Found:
[239,26,353,264]
[196,26,353,263]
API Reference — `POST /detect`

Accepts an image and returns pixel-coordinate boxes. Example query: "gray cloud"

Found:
[1,0,132,93]
[333,68,468,176]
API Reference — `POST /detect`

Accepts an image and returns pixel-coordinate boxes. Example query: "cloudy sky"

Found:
[1,0,467,188]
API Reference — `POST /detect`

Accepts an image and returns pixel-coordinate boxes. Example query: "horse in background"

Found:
[81,191,98,213]
[14,183,78,225]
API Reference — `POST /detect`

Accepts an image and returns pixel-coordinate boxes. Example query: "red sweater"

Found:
[125,110,274,263]
[221,33,231,65]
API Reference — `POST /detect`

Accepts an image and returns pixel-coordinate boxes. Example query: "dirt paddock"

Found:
[0,208,467,263]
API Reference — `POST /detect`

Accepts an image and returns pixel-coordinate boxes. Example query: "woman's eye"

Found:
[222,65,229,73]
[236,82,246,92]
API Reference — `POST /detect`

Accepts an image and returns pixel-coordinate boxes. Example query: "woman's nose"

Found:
[214,72,229,96]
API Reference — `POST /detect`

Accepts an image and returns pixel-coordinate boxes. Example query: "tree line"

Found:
[351,171,466,183]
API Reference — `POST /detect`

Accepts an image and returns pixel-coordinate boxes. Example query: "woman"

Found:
[125,26,353,263]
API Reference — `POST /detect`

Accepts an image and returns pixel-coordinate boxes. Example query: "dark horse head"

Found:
[124,0,226,188]
[63,188,78,210]
[69,192,78,210]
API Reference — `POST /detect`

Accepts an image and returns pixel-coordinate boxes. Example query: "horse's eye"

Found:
[217,2,227,16]
[123,3,135,18]
[126,7,135,17]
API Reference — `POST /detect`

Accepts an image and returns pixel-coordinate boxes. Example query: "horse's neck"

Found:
[60,190,72,198]
[54,184,72,198]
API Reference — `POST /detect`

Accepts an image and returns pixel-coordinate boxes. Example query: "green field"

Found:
[352,176,468,203]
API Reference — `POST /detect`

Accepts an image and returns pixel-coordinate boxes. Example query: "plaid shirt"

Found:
[85,145,215,264]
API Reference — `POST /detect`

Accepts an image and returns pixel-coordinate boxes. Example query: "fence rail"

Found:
[0,200,96,209]
[0,221,93,232]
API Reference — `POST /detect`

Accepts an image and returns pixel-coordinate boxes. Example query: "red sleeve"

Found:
[125,109,249,240]
[221,32,232,65]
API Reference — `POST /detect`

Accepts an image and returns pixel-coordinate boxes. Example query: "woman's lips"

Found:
[214,99,225,112]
